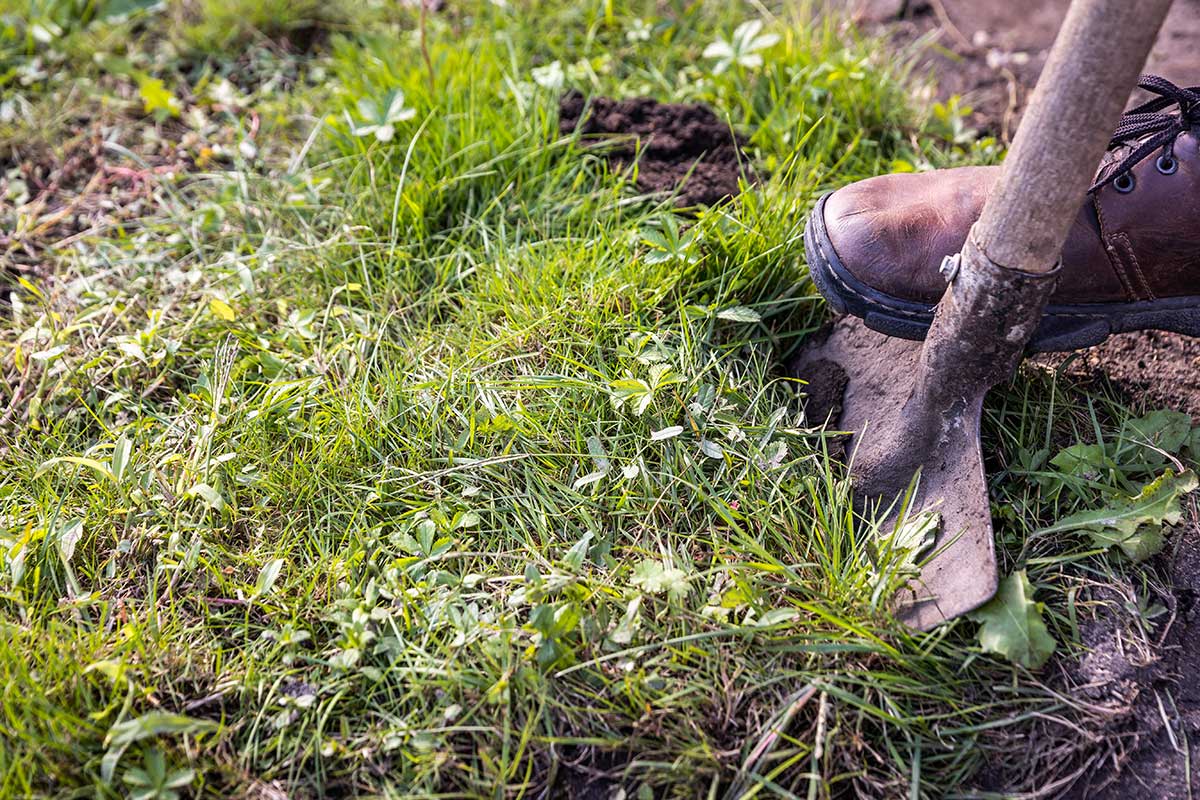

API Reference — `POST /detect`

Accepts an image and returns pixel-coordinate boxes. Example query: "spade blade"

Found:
[794,316,998,630]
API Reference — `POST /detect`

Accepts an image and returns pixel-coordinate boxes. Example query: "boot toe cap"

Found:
[818,168,997,306]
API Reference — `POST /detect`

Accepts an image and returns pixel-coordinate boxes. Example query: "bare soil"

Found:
[851,0,1200,139]
[558,90,748,207]
[1062,519,1200,800]
[1050,331,1200,419]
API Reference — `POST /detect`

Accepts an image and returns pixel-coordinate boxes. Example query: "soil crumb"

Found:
[558,90,748,207]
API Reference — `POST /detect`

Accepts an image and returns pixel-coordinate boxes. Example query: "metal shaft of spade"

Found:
[839,0,1175,628]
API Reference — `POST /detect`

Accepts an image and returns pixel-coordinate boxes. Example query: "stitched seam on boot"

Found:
[1092,195,1140,303]
[1113,232,1156,301]
[814,230,930,319]
[815,216,1168,321]
[1104,241,1136,299]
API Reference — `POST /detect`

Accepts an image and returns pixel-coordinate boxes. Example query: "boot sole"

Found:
[805,192,1200,353]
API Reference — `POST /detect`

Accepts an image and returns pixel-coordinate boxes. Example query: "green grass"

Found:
[0,1,1194,798]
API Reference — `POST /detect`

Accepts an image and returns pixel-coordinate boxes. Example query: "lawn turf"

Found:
[1,1,1196,798]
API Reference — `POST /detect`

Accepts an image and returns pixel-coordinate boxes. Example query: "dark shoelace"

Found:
[1091,74,1200,192]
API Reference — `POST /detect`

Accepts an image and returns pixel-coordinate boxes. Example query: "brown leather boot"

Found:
[806,76,1200,352]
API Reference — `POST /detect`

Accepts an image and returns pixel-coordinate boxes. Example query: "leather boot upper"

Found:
[821,77,1200,309]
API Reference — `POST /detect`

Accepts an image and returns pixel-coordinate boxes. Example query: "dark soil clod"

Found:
[798,355,849,430]
[558,90,749,207]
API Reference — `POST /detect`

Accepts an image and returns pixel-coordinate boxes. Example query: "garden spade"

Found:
[794,0,1175,629]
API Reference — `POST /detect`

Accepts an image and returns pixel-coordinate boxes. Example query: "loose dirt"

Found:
[1048,331,1200,419]
[558,90,748,207]
[851,0,1200,140]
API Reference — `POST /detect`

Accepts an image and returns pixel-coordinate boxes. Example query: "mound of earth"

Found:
[558,90,748,207]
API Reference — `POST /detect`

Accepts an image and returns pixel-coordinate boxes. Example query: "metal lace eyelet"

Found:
[1114,173,1136,193]
[1156,155,1179,174]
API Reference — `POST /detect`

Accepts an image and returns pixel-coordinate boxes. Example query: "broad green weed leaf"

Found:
[356,98,378,119]
[30,344,68,362]
[702,39,735,61]
[253,558,284,598]
[123,748,194,798]
[185,483,226,512]
[1039,470,1196,561]
[1016,446,1049,473]
[1049,443,1115,481]
[1115,410,1193,469]
[383,90,416,123]
[8,543,26,586]
[572,471,606,490]
[454,510,481,530]
[755,608,798,627]
[609,377,653,416]
[647,363,684,390]
[111,436,132,482]
[563,532,593,571]
[704,20,779,73]
[969,570,1056,669]
[102,712,216,783]
[1120,410,1192,453]
[650,425,683,441]
[609,596,641,645]
[37,456,116,483]
[1089,525,1164,562]
[716,306,761,323]
[631,559,691,603]
[585,435,610,474]
[56,518,84,564]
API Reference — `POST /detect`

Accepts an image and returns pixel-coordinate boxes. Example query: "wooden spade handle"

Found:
[973,0,1175,274]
